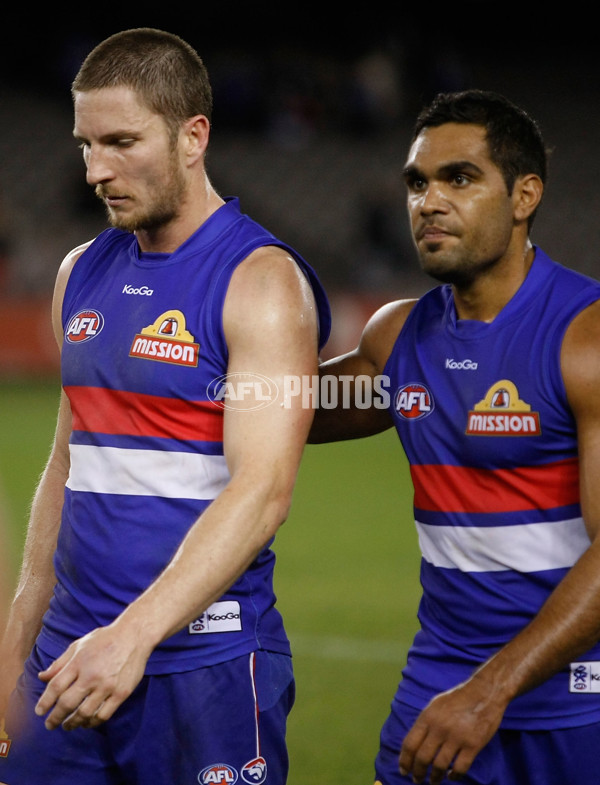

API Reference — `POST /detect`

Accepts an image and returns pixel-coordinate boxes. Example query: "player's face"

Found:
[73,86,186,233]
[403,123,517,286]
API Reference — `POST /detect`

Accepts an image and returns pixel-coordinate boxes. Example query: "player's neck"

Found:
[136,179,225,254]
[453,243,535,323]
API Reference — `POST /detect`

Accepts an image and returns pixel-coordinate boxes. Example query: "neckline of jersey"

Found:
[131,197,241,268]
[444,247,552,339]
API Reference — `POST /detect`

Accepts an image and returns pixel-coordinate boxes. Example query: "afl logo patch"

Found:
[65,309,105,343]
[395,383,434,420]
[198,763,238,784]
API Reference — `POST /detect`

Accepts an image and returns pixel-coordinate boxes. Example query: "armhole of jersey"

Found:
[61,230,114,331]
[201,239,267,369]
[382,298,419,381]
[542,289,600,414]
[202,239,331,366]
[295,257,332,352]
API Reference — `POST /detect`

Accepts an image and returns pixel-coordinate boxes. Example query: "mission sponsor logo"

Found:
[394,383,434,420]
[466,380,541,436]
[0,719,11,758]
[129,309,199,367]
[65,309,104,343]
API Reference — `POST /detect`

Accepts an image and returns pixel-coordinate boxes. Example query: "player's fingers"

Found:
[37,650,69,683]
[399,722,427,778]
[61,692,107,731]
[447,746,478,780]
[40,684,96,730]
[409,737,444,784]
[65,677,134,730]
[34,667,78,720]
[84,693,124,728]
[428,747,460,785]
[400,723,444,784]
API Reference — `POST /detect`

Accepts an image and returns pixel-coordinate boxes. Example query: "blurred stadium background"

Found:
[1,5,598,783]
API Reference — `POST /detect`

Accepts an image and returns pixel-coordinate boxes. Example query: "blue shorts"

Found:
[374,698,600,785]
[0,644,294,785]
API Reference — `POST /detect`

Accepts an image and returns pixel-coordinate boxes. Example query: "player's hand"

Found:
[398,679,507,784]
[34,620,151,731]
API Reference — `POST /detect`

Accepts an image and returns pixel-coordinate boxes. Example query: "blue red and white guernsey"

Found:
[384,247,600,729]
[37,197,331,674]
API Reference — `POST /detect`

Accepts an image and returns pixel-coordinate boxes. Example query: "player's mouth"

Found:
[105,195,129,209]
[96,186,129,208]
[418,224,451,241]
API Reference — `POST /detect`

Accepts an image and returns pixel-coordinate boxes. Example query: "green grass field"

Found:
[0,379,422,784]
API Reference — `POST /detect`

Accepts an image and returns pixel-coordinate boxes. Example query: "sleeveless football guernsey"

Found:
[37,197,331,674]
[384,248,600,728]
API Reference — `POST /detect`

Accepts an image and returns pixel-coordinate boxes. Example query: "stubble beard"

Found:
[418,242,497,288]
[97,156,186,234]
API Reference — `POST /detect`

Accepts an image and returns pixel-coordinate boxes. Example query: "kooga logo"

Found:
[445,358,478,370]
[122,284,154,296]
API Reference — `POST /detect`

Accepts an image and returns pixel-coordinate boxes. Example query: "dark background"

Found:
[1,5,598,312]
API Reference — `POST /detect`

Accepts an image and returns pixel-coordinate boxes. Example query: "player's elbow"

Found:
[266,482,296,532]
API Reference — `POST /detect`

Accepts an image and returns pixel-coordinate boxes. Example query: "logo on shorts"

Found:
[198,763,238,784]
[241,757,267,784]
[0,719,12,758]
[65,309,105,343]
[129,309,199,367]
[466,380,541,436]
[394,383,434,420]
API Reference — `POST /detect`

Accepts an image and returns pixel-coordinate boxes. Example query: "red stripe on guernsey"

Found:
[411,458,579,513]
[66,385,223,442]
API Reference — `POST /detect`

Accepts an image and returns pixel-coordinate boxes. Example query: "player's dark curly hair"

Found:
[72,28,213,144]
[413,90,549,225]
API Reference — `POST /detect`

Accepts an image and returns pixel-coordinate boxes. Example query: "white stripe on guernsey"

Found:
[416,517,590,573]
[66,444,230,499]
[248,651,260,757]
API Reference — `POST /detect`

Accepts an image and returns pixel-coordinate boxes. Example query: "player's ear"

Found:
[181,114,210,165]
[513,173,543,223]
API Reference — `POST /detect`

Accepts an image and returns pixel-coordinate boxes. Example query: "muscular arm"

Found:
[0,244,88,723]
[34,246,321,731]
[308,299,416,443]
[399,299,600,784]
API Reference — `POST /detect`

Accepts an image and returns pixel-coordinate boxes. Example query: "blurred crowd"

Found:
[1,17,599,304]
[0,29,472,300]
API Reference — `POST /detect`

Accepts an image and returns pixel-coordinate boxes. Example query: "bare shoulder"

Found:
[54,240,95,298]
[224,245,317,326]
[561,298,600,410]
[359,298,418,374]
[51,240,95,345]
[229,244,311,292]
[223,245,319,352]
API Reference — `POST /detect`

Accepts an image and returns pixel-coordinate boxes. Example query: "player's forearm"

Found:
[308,359,393,443]
[470,537,600,704]
[112,468,294,652]
[3,444,68,645]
